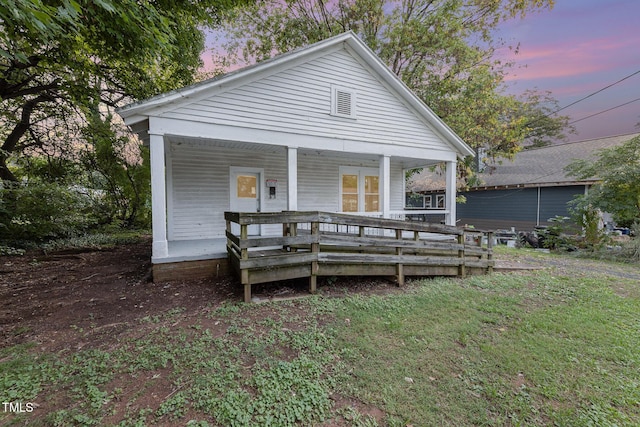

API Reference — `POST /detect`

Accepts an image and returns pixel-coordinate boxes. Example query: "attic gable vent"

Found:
[336,90,352,115]
[331,85,356,119]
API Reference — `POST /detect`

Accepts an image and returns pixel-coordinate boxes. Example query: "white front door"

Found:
[230,167,263,235]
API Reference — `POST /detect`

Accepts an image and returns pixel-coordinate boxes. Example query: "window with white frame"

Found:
[340,167,378,212]
[421,194,445,209]
[331,85,357,119]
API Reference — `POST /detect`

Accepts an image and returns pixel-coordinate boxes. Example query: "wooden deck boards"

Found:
[225,211,494,302]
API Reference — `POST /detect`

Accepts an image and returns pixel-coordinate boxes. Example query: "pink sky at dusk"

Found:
[203,0,640,142]
[495,0,640,141]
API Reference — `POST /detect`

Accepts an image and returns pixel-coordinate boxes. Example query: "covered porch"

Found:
[149,135,462,264]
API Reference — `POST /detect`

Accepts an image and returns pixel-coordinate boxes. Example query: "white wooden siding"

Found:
[168,142,405,240]
[169,142,288,240]
[161,48,450,152]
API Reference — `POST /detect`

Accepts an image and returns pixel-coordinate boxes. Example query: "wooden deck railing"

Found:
[225,211,493,302]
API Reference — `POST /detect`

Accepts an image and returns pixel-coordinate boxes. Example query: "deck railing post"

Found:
[310,221,319,293]
[457,232,466,277]
[396,229,404,286]
[282,222,289,251]
[291,222,298,252]
[240,223,248,260]
[486,231,494,273]
[240,223,251,302]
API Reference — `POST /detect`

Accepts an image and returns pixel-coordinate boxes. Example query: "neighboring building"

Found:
[409,133,640,231]
[117,31,474,277]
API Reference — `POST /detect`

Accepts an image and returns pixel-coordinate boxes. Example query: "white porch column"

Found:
[445,160,457,226]
[379,155,391,218]
[287,147,298,210]
[149,133,169,259]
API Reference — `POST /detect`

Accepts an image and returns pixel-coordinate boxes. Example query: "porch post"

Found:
[445,160,457,226]
[287,146,298,211]
[149,132,169,259]
[379,155,391,218]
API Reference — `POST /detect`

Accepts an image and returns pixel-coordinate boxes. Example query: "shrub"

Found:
[568,197,608,248]
[0,182,97,243]
[40,232,143,252]
[620,237,640,262]
[538,216,577,250]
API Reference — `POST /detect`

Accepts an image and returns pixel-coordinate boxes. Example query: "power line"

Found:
[568,97,640,125]
[520,69,640,132]
[549,69,640,116]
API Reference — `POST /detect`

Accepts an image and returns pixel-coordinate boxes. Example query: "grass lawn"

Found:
[2,249,639,426]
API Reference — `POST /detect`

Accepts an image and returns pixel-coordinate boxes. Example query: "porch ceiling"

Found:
[167,135,444,169]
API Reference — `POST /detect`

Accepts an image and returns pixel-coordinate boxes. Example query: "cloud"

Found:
[502,36,638,82]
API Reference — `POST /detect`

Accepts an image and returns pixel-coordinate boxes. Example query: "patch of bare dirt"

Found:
[0,238,242,352]
[0,239,409,354]
[321,394,386,426]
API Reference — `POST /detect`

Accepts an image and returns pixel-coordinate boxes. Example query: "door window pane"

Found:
[365,195,379,212]
[342,174,358,193]
[237,175,257,198]
[342,174,358,212]
[342,194,359,212]
[364,175,379,212]
[364,175,378,193]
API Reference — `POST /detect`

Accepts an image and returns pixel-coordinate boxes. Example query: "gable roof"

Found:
[409,133,640,192]
[117,31,474,157]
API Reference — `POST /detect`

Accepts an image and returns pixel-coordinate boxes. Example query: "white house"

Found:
[117,31,474,279]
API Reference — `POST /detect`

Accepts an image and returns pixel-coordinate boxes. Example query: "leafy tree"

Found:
[0,180,97,242]
[565,135,640,228]
[0,0,247,183]
[80,112,151,229]
[520,90,575,149]
[1,0,248,239]
[215,0,570,167]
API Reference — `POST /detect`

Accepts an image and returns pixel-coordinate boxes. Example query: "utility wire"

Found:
[568,96,640,125]
[520,69,640,132]
[549,69,640,116]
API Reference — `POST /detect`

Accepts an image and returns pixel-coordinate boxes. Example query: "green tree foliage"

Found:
[1,0,243,182]
[0,181,96,241]
[565,135,640,228]
[216,0,570,169]
[0,0,247,240]
[519,90,574,149]
[80,113,151,229]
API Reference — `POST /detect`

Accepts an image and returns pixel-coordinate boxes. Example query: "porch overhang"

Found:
[129,116,461,168]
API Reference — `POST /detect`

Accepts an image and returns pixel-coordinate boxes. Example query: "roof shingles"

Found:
[409,133,640,192]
